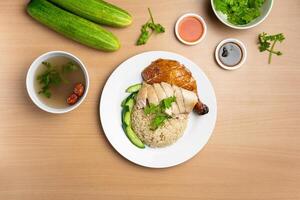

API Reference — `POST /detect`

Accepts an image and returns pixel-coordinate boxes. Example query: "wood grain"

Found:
[0,0,300,199]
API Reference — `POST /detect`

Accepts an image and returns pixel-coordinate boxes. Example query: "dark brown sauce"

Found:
[218,42,243,67]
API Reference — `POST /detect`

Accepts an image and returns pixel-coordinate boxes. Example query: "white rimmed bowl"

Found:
[26,51,89,114]
[215,38,247,70]
[175,13,207,45]
[211,0,273,29]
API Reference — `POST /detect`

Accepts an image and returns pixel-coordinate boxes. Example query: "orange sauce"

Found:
[178,16,204,42]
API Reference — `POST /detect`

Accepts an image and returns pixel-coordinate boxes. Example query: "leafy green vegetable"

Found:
[37,62,62,98]
[161,96,176,110]
[136,8,165,45]
[62,62,78,73]
[258,32,285,64]
[144,103,161,115]
[144,96,176,130]
[214,0,265,25]
[150,113,170,130]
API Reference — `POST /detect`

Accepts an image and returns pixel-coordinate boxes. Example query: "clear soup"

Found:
[34,56,85,108]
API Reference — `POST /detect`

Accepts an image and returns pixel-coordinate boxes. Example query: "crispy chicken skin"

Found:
[142,59,209,115]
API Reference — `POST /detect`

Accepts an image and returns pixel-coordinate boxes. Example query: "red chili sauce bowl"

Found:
[175,13,207,45]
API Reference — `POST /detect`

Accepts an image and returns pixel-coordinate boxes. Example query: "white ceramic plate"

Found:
[100,51,217,168]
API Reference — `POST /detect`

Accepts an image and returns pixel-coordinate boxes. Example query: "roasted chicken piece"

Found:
[142,59,209,115]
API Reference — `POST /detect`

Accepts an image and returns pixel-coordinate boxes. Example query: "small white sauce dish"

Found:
[215,38,247,70]
[175,13,207,45]
[26,51,89,114]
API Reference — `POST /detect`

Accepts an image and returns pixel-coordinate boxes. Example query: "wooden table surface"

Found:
[1,0,300,199]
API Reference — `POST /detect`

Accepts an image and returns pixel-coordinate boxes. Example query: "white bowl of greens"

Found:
[211,0,273,29]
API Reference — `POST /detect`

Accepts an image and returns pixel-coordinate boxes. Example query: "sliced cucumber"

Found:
[126,83,142,93]
[121,90,145,149]
[125,126,145,148]
[124,111,131,126]
[125,98,134,111]
[121,92,136,107]
[121,106,128,122]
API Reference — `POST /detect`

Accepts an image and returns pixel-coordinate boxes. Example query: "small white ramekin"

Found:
[175,13,207,45]
[215,38,247,71]
[26,51,89,114]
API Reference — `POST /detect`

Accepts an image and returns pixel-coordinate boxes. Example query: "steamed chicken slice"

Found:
[181,88,198,113]
[153,83,173,115]
[147,85,159,105]
[153,83,167,101]
[161,82,180,115]
[136,83,149,109]
[172,85,186,113]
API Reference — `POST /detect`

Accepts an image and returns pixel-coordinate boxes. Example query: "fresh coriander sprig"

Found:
[258,32,285,64]
[144,96,176,130]
[136,8,165,45]
[62,62,78,73]
[37,62,62,98]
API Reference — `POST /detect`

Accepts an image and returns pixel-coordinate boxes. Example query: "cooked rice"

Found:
[131,106,188,148]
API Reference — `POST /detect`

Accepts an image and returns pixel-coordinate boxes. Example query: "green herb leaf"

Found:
[62,62,78,73]
[258,32,285,64]
[161,96,176,110]
[150,113,170,130]
[136,8,165,45]
[137,23,151,45]
[144,103,161,115]
[143,96,176,130]
[37,62,62,98]
[42,61,51,69]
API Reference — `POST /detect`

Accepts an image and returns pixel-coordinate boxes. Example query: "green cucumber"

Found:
[125,126,145,149]
[121,93,137,107]
[121,106,129,122]
[125,98,134,111]
[27,0,120,51]
[121,93,144,148]
[126,83,142,93]
[123,111,131,126]
[123,99,134,126]
[48,0,132,27]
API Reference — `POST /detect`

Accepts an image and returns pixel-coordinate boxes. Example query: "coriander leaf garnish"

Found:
[37,62,62,98]
[144,96,176,130]
[42,61,52,69]
[161,96,176,110]
[144,103,161,115]
[136,8,165,45]
[150,113,170,130]
[258,32,285,64]
[62,62,78,73]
